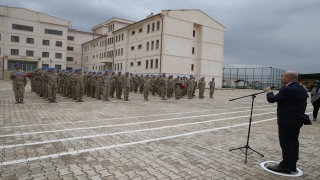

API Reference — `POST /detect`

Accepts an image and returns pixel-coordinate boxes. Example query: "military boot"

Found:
[20,99,24,104]
[15,98,19,104]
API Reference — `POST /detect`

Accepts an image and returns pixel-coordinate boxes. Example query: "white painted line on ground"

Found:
[0,108,276,137]
[0,111,275,148]
[0,117,277,166]
[0,104,274,128]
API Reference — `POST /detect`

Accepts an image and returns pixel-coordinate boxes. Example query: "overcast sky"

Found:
[1,0,319,74]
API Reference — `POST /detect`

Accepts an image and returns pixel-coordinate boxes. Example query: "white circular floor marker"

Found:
[260,161,303,177]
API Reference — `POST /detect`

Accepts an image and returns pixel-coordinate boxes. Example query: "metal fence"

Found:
[222,67,286,90]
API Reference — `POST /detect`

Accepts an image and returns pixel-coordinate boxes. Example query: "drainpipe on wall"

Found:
[104,35,108,70]
[112,32,115,71]
[159,14,164,74]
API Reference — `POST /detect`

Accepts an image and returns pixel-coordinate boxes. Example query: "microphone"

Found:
[264,85,277,92]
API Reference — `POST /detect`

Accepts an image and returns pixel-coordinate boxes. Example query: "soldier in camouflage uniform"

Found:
[102,70,111,101]
[96,72,103,100]
[130,73,134,92]
[192,77,197,97]
[144,74,151,101]
[198,77,206,99]
[167,75,174,98]
[114,71,123,99]
[10,63,28,104]
[122,72,131,101]
[134,74,139,93]
[74,68,85,102]
[209,77,215,99]
[110,72,116,98]
[139,74,144,94]
[85,71,91,96]
[173,76,182,100]
[90,71,97,98]
[159,73,167,100]
[47,68,58,103]
[186,75,194,99]
[150,75,156,96]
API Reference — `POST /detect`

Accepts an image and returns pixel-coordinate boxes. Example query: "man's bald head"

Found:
[284,71,298,81]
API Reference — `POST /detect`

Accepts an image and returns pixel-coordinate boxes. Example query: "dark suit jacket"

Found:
[266,82,311,126]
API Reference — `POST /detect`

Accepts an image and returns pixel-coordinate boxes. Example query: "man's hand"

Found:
[264,87,272,92]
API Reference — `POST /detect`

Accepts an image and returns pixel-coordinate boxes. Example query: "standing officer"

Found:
[122,72,131,101]
[209,77,216,99]
[47,68,57,103]
[186,75,194,99]
[102,70,111,101]
[74,68,85,102]
[144,74,151,101]
[198,77,206,99]
[10,63,28,104]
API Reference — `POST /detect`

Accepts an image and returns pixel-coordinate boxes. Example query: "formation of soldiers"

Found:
[18,67,216,103]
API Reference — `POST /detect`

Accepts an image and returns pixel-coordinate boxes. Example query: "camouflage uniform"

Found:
[144,76,151,100]
[96,73,103,99]
[114,73,123,99]
[122,74,131,101]
[173,77,182,100]
[74,71,85,102]
[110,73,116,98]
[198,78,206,99]
[102,73,111,101]
[134,75,139,93]
[186,76,194,99]
[85,73,91,96]
[209,80,215,98]
[10,69,28,104]
[139,75,144,94]
[159,75,167,100]
[91,73,97,98]
[47,71,58,103]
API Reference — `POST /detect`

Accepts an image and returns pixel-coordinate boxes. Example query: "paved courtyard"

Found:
[0,80,319,180]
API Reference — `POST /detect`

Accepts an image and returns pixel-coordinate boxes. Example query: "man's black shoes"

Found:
[267,165,291,174]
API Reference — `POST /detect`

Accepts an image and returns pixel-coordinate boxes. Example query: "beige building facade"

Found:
[1,6,225,87]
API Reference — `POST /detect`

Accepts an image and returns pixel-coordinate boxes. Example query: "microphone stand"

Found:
[229,91,265,163]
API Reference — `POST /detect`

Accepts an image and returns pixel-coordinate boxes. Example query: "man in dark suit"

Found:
[265,71,311,174]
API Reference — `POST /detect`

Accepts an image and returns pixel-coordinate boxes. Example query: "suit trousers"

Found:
[278,123,303,169]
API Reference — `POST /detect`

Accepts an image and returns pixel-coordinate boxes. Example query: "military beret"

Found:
[126,72,129,74]
[118,71,121,74]
[14,63,21,67]
[201,77,205,79]
[190,74,193,76]
[177,76,180,78]
[92,71,96,74]
[104,70,109,72]
[146,74,149,76]
[49,67,55,71]
[62,69,65,71]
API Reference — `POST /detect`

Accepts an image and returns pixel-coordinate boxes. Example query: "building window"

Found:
[117,63,119,70]
[147,24,150,33]
[43,39,49,46]
[192,47,195,54]
[131,46,134,51]
[26,38,34,44]
[191,64,194,71]
[137,61,141,66]
[55,65,61,70]
[55,53,62,59]
[67,46,73,51]
[67,57,73,61]
[156,40,159,49]
[155,59,158,69]
[152,23,155,32]
[151,41,154,50]
[150,59,153,68]
[67,67,73,71]
[114,64,116,70]
[130,62,134,67]
[193,30,195,37]
[43,64,49,68]
[93,55,95,59]
[115,50,117,56]
[139,28,143,33]
[115,36,118,42]
[45,29,63,35]
[132,31,135,35]
[157,21,160,31]
[146,60,149,69]
[118,49,120,56]
[11,36,19,42]
[138,45,142,49]
[12,24,33,32]
[26,50,34,56]
[11,49,19,55]
[122,33,124,40]
[42,52,49,57]
[121,48,123,55]
[56,41,62,47]
[146,42,149,51]
[67,36,74,40]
